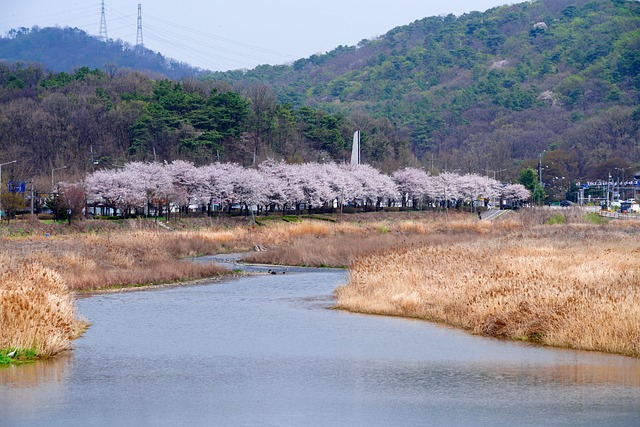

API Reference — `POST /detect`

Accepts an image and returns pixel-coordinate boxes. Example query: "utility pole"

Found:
[52,166,67,192]
[30,180,34,215]
[136,4,144,48]
[99,0,108,41]
[538,151,545,186]
[487,168,507,181]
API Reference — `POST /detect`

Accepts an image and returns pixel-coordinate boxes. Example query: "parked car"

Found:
[559,200,574,207]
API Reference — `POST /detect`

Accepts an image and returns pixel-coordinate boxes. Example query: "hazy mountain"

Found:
[0,26,202,80]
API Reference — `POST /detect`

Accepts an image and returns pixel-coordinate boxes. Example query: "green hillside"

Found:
[0,0,638,189]
[205,0,640,179]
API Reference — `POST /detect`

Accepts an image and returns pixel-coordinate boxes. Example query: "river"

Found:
[1,260,639,426]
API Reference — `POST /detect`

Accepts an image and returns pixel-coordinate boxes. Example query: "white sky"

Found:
[2,1,515,72]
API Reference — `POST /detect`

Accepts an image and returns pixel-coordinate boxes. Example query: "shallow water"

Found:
[1,265,639,426]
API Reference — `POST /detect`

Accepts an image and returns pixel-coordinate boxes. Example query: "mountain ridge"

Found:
[205,0,640,176]
[0,0,638,193]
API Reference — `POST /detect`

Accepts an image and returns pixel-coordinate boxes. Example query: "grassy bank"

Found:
[0,348,37,365]
[0,263,86,362]
[334,221,640,358]
[2,210,639,361]
[0,226,242,292]
[0,218,246,361]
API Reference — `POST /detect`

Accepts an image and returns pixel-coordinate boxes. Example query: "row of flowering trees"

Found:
[76,160,530,217]
[392,167,530,210]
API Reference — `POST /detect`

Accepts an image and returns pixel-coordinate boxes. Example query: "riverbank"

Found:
[334,222,640,358]
[0,211,457,361]
[0,218,246,362]
[0,264,87,363]
[2,209,639,361]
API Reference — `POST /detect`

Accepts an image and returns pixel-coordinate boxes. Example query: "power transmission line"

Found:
[135,4,143,47]
[99,0,108,40]
[3,1,299,71]
[143,13,294,59]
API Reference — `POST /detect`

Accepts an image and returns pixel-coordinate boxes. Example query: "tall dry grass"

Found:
[2,213,482,293]
[335,225,640,357]
[3,212,638,359]
[0,262,85,356]
[7,229,234,291]
[244,216,496,266]
[0,224,241,358]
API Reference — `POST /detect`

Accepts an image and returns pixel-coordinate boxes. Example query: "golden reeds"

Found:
[0,263,85,356]
[335,224,640,357]
[0,224,235,359]
[9,229,233,291]
[2,213,639,360]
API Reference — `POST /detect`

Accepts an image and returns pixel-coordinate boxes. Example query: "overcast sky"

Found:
[2,1,516,71]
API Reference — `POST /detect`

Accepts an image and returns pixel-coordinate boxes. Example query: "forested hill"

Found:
[0,27,201,80]
[0,0,639,189]
[0,63,373,192]
[205,0,640,180]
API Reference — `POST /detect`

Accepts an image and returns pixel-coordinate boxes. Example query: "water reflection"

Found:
[506,360,640,386]
[0,353,71,386]
[0,355,71,421]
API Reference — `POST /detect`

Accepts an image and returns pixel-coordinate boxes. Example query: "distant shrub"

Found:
[341,207,360,214]
[585,212,608,225]
[300,215,335,222]
[547,214,566,225]
[377,225,390,234]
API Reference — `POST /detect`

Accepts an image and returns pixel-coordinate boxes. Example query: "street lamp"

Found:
[538,151,545,187]
[614,166,633,201]
[51,166,67,192]
[0,160,17,220]
[487,168,507,181]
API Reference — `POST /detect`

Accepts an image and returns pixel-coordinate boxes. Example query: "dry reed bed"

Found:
[0,226,240,357]
[0,262,86,356]
[335,226,640,357]
[3,214,638,359]
[243,214,495,266]
[7,229,240,291]
[38,216,469,277]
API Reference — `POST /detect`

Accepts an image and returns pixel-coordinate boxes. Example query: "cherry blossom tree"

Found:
[290,163,335,212]
[81,159,530,218]
[166,160,206,214]
[483,176,502,207]
[227,166,267,215]
[85,168,130,216]
[392,167,433,208]
[124,162,173,217]
[198,162,239,214]
[344,164,398,209]
[258,159,303,213]
[458,174,501,211]
[501,183,531,207]
[434,172,463,209]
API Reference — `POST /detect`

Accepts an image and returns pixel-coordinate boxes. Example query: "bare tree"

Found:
[59,183,86,224]
[245,84,277,164]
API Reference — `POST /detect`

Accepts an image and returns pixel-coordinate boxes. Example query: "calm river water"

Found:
[1,261,639,426]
